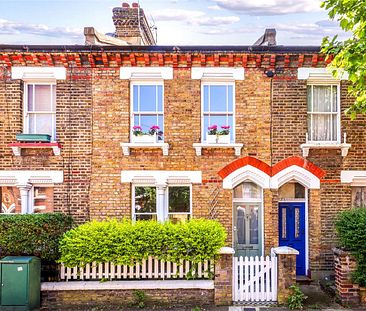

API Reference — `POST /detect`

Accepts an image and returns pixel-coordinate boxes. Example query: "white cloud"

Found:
[208,5,222,10]
[213,0,322,16]
[0,18,83,39]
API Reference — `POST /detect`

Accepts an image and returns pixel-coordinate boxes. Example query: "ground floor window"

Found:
[133,185,191,223]
[0,186,21,214]
[352,187,366,207]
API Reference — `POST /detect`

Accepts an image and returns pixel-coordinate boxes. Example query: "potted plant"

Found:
[206,125,218,143]
[131,125,161,143]
[217,125,231,144]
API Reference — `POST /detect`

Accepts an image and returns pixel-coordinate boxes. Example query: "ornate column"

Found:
[156,183,167,221]
[18,184,32,214]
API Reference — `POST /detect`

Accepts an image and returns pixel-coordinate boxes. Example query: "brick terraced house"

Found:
[1,2,365,281]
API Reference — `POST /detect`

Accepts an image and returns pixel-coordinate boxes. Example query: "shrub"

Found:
[335,207,366,287]
[287,285,307,310]
[0,213,73,261]
[59,219,226,267]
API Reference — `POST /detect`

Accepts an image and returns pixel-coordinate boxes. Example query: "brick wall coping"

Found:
[333,247,352,257]
[219,247,235,254]
[272,246,299,255]
[41,280,214,291]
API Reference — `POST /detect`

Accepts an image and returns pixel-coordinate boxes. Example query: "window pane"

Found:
[203,85,209,111]
[34,85,52,111]
[295,208,300,238]
[35,114,53,135]
[28,114,35,133]
[52,85,56,111]
[332,115,338,141]
[168,186,190,213]
[139,115,159,132]
[279,182,305,199]
[249,204,259,244]
[139,85,158,112]
[210,85,228,112]
[307,114,312,140]
[228,85,233,111]
[234,182,261,199]
[313,86,332,112]
[134,187,156,214]
[33,187,54,213]
[157,85,163,111]
[312,114,332,141]
[133,85,139,111]
[281,208,287,239]
[27,85,34,111]
[237,206,246,244]
[168,214,190,224]
[307,85,312,111]
[136,214,157,221]
[332,85,338,112]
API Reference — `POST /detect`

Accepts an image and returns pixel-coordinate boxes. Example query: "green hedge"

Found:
[59,219,227,267]
[0,213,73,261]
[335,208,366,287]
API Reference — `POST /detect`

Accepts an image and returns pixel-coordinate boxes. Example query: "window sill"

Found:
[8,142,61,156]
[300,142,351,157]
[120,142,169,156]
[193,143,243,156]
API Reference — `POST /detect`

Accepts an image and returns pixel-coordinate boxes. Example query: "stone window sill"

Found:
[193,143,243,156]
[300,142,351,157]
[8,142,61,156]
[120,142,169,156]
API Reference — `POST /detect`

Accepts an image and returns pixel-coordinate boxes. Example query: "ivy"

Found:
[335,208,366,287]
[59,219,227,267]
[0,213,73,261]
[321,0,366,118]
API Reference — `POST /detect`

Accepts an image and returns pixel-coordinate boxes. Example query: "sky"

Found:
[0,0,348,46]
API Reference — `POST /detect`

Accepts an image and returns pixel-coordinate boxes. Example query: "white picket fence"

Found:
[233,255,277,303]
[60,257,214,281]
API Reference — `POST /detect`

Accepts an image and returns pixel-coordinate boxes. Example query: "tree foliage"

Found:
[321,0,366,118]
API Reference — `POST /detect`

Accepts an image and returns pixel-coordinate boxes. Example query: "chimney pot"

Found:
[132,2,139,8]
[122,2,130,7]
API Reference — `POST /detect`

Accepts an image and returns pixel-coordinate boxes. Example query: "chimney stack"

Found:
[112,2,156,45]
[253,29,277,46]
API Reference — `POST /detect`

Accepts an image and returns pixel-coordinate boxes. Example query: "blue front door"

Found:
[279,202,306,275]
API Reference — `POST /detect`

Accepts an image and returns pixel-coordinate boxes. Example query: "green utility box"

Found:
[0,256,41,311]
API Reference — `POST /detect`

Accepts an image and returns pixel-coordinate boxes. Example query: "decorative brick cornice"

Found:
[0,52,329,70]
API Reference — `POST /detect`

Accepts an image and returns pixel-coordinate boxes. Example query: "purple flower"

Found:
[150,125,160,130]
[208,125,218,130]
[133,126,142,130]
[221,125,230,129]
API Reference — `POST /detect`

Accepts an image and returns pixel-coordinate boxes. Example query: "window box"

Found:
[16,133,51,143]
[217,134,230,144]
[131,133,158,144]
[300,133,351,157]
[193,143,243,156]
[206,134,217,144]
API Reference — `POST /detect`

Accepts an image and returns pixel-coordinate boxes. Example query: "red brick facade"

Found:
[0,47,363,278]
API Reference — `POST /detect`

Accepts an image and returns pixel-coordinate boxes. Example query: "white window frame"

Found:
[23,82,57,140]
[201,81,236,143]
[130,81,164,142]
[132,184,192,222]
[307,82,341,144]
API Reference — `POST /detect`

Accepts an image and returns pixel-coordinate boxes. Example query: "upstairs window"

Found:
[131,83,164,141]
[202,83,234,143]
[307,84,340,143]
[25,83,56,139]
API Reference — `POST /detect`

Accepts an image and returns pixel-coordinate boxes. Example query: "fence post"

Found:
[272,246,299,304]
[214,246,235,306]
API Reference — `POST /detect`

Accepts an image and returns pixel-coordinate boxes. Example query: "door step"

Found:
[296,275,313,285]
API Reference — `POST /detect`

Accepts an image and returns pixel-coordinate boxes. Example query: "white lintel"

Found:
[272,246,299,255]
[0,170,63,186]
[120,67,173,80]
[11,67,66,80]
[341,170,366,186]
[121,170,202,185]
[298,67,348,82]
[191,67,245,81]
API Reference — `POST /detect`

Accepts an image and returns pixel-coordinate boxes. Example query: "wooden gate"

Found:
[233,255,277,302]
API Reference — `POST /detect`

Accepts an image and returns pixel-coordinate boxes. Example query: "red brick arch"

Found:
[218,156,325,179]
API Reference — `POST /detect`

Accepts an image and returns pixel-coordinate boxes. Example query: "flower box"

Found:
[16,133,51,142]
[217,134,230,144]
[132,133,157,143]
[206,134,217,144]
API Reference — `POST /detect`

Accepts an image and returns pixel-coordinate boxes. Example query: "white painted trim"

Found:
[193,143,243,156]
[41,280,214,291]
[271,165,320,189]
[223,165,271,189]
[341,170,366,186]
[121,170,202,185]
[120,67,173,80]
[0,170,63,186]
[272,246,299,255]
[11,67,66,80]
[298,67,348,81]
[120,142,169,156]
[191,67,245,81]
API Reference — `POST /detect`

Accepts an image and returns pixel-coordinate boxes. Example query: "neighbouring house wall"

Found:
[0,67,92,222]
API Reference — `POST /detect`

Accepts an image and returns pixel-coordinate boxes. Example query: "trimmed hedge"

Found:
[335,207,366,287]
[0,213,73,261]
[59,219,227,267]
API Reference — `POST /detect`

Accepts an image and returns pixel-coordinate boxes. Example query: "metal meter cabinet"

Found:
[0,256,41,311]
